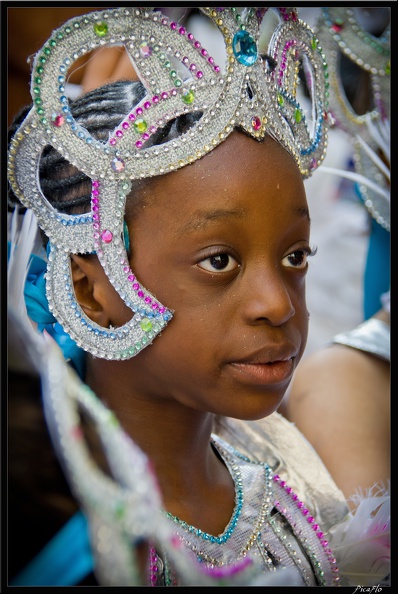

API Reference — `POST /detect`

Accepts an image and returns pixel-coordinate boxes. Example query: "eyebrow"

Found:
[177,208,247,236]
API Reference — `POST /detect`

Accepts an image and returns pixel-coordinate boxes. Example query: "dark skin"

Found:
[71,132,312,537]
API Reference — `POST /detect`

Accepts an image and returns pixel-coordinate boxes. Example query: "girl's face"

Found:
[106,132,311,420]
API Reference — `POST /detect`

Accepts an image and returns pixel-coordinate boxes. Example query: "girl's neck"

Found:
[85,358,236,535]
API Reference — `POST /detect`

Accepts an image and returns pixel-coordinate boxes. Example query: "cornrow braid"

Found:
[8,80,203,222]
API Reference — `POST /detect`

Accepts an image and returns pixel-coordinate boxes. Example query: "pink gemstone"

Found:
[101,229,113,243]
[208,56,214,65]
[201,49,208,56]
[151,303,158,310]
[133,283,139,290]
[116,130,123,137]
[196,71,203,79]
[187,33,194,41]
[128,274,135,282]
[214,65,220,73]
[194,41,201,48]
[144,101,151,109]
[152,95,159,103]
[135,140,143,148]
[109,138,117,145]
[332,22,343,33]
[158,307,165,314]
[122,122,129,129]
[170,21,177,29]
[161,92,168,100]
[51,113,65,127]
[252,116,261,130]
[179,27,186,35]
[92,180,100,187]
[136,107,143,115]
[138,290,144,298]
[129,113,136,121]
[144,296,152,304]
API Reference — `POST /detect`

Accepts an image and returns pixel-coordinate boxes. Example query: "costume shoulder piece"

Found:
[213,413,349,531]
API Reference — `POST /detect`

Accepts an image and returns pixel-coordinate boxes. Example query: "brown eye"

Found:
[198,253,239,272]
[282,249,312,269]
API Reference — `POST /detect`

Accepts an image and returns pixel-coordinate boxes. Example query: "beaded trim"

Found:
[8,6,330,360]
[315,7,390,231]
[160,437,340,587]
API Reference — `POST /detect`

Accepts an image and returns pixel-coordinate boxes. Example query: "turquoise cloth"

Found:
[7,242,86,378]
[10,511,93,586]
[363,219,390,319]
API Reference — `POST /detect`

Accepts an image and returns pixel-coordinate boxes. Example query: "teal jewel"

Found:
[164,440,244,544]
[123,219,130,253]
[232,30,258,66]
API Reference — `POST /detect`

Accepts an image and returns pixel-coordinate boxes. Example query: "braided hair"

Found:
[8,80,202,223]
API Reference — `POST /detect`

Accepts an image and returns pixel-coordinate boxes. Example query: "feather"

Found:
[8,206,40,317]
[328,483,390,586]
[320,166,390,202]
[7,206,46,374]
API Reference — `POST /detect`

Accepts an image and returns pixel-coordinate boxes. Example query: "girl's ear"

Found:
[70,254,132,328]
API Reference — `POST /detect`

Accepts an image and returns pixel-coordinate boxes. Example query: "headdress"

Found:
[314,6,390,231]
[8,6,330,361]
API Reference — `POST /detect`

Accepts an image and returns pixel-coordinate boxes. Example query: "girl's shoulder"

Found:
[213,412,349,531]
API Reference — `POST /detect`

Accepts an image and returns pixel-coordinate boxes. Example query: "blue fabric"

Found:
[7,242,86,379]
[363,219,390,319]
[10,511,93,586]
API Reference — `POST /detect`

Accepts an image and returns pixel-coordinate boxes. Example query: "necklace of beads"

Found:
[155,436,340,587]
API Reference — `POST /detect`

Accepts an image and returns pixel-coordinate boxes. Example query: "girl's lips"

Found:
[228,358,294,386]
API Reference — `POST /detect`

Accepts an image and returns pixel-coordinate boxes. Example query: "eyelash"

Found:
[282,245,318,269]
[197,245,317,273]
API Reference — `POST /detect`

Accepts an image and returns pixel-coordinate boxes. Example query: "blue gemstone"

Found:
[232,30,258,66]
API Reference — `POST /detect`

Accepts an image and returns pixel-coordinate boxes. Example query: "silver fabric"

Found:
[332,318,390,362]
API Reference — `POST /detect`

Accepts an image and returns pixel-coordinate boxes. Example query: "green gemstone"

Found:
[34,97,42,105]
[40,118,48,125]
[33,86,40,94]
[182,90,195,105]
[140,318,153,332]
[65,26,71,34]
[277,94,284,106]
[39,56,46,64]
[294,108,302,123]
[36,66,44,74]
[34,76,42,85]
[385,61,390,75]
[133,119,148,134]
[43,47,51,55]
[311,37,317,50]
[114,501,125,519]
[94,21,108,37]
[175,79,182,87]
[170,70,177,78]
[49,39,57,47]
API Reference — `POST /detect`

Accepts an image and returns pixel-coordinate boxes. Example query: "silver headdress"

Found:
[315,6,390,231]
[8,6,330,361]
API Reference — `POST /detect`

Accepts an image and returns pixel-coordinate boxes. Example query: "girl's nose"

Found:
[240,266,296,327]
